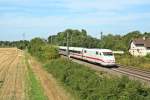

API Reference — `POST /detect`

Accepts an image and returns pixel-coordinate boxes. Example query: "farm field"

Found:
[0,48,71,100]
[0,48,27,100]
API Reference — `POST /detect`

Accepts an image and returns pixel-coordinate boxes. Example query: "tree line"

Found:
[0,29,149,52]
[48,29,150,52]
[0,40,29,50]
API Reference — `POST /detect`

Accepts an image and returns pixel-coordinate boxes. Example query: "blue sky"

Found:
[0,0,150,41]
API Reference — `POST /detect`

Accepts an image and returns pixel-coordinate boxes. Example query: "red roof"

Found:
[132,37,150,47]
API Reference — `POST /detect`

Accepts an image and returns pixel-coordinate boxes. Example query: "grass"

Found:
[115,54,150,70]
[25,54,47,100]
[44,58,150,100]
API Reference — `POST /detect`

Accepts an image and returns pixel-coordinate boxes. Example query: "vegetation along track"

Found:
[63,55,150,83]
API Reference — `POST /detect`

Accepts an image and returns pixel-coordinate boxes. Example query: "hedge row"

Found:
[28,38,59,62]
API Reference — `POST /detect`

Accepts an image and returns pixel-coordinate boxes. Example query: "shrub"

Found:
[146,54,150,58]
[115,53,150,69]
[28,38,59,62]
[44,58,150,100]
[38,45,59,62]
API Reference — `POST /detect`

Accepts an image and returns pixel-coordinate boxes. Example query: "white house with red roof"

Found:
[129,37,150,56]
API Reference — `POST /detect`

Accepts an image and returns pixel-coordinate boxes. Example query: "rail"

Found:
[61,55,150,82]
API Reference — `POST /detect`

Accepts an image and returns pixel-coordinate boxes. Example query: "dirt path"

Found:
[28,57,73,100]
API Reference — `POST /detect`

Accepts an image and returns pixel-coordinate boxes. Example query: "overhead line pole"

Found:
[100,32,103,40]
[67,32,69,58]
[23,33,27,52]
[100,32,103,48]
[50,36,53,44]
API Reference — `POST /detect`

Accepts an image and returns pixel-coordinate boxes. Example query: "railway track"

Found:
[112,66,150,82]
[62,55,150,83]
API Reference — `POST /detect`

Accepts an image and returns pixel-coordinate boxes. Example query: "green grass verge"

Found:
[25,54,48,100]
[44,58,150,100]
[115,54,150,70]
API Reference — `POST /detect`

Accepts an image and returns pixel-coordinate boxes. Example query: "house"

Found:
[129,37,150,56]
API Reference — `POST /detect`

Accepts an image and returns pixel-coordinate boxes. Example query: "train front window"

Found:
[103,52,113,56]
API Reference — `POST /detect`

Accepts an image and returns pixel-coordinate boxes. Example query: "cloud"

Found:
[0,0,150,40]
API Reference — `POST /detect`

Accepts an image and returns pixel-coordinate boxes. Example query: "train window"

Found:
[84,50,86,53]
[69,50,81,54]
[77,51,81,54]
[59,49,66,51]
[96,51,98,55]
[103,52,113,56]
[99,53,101,55]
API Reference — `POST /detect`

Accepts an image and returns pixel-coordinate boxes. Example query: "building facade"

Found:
[129,37,150,56]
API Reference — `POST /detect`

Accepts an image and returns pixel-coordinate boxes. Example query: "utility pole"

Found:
[22,33,27,52]
[100,32,103,40]
[51,36,53,44]
[100,32,103,48]
[67,32,69,58]
[70,34,72,46]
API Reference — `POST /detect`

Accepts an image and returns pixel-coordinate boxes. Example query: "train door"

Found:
[81,49,84,59]
[94,51,99,63]
[83,49,88,61]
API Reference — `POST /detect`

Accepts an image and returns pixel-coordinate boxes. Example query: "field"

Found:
[0,48,71,100]
[0,48,27,99]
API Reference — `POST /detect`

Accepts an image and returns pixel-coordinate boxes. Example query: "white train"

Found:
[59,46,116,66]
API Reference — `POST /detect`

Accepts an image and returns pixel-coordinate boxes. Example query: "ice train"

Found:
[59,46,116,66]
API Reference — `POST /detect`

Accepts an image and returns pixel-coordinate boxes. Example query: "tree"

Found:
[48,29,101,48]
[28,37,46,56]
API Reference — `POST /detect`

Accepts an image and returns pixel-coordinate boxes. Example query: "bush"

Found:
[44,58,150,100]
[146,54,150,58]
[37,45,59,62]
[28,38,59,62]
[115,54,150,69]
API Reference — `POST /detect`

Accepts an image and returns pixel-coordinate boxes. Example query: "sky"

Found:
[0,0,150,41]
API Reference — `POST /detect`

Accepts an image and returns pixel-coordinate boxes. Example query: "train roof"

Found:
[59,46,84,49]
[59,46,112,52]
[84,48,112,52]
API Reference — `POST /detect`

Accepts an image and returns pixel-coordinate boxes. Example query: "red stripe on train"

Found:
[71,53,105,62]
